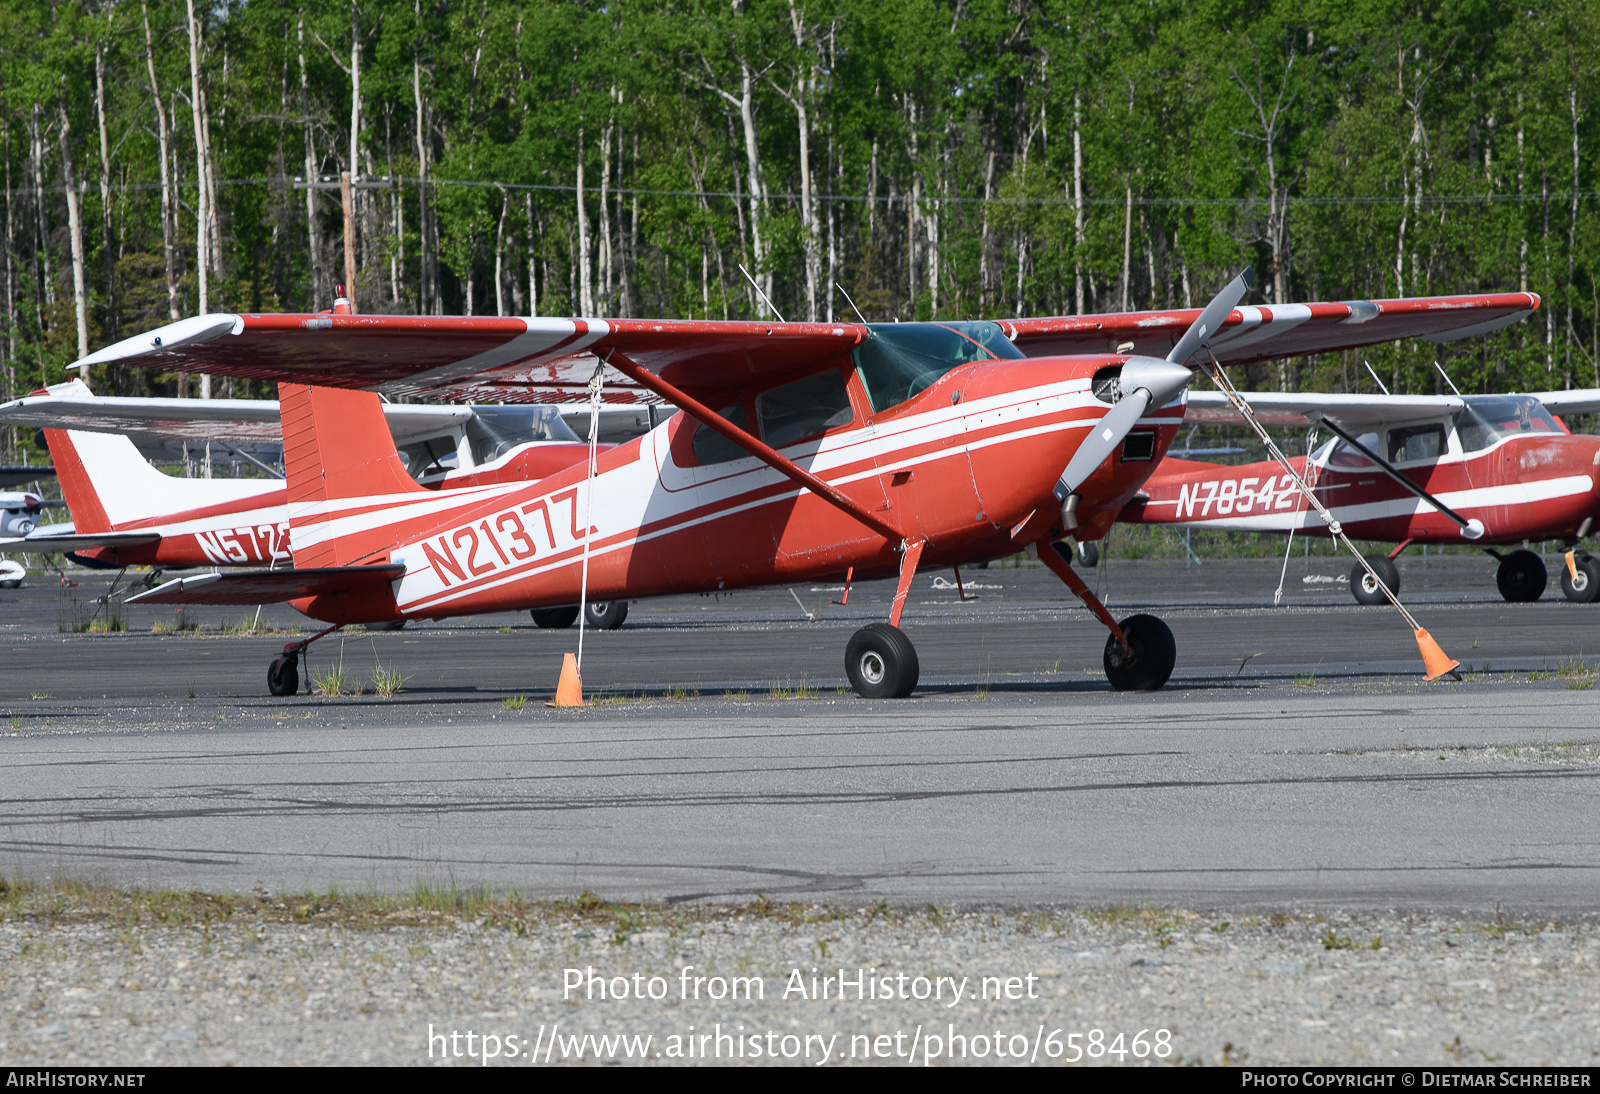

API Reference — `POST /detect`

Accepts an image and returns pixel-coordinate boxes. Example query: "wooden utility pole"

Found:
[294,173,391,313]
[341,171,358,313]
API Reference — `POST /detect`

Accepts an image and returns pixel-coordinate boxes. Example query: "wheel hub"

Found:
[859,651,886,685]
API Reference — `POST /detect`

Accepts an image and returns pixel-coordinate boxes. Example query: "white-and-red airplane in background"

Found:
[1121,386,1600,603]
[79,275,1537,697]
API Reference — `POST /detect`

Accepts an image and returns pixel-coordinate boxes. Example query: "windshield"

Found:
[852,321,1024,413]
[1456,395,1563,452]
[468,405,581,465]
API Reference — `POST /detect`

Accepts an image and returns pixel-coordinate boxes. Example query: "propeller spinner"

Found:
[1054,268,1256,530]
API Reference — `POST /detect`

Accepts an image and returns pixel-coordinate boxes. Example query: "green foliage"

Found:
[2,0,1598,465]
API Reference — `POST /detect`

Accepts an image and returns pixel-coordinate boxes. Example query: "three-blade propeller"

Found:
[1054,268,1256,527]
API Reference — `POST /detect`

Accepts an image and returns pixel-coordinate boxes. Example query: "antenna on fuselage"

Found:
[1434,360,1464,397]
[737,264,786,323]
[836,282,869,326]
[1363,360,1392,396]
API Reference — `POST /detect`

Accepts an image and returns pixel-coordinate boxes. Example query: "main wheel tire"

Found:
[584,600,630,630]
[1103,613,1176,692]
[845,623,920,699]
[1350,555,1400,605]
[1077,541,1100,568]
[1497,549,1547,602]
[1560,554,1600,603]
[530,606,580,629]
[267,655,299,697]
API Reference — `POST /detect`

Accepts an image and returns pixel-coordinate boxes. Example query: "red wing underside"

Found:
[126,564,404,606]
[72,293,1537,404]
[1006,293,1539,362]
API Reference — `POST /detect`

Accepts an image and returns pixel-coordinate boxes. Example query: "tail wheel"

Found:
[1496,549,1547,602]
[584,600,630,630]
[530,606,580,629]
[1561,554,1600,603]
[845,623,920,699]
[1350,555,1400,605]
[1103,614,1176,691]
[267,655,300,697]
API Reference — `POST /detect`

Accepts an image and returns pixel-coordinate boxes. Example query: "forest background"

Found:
[1,0,1596,462]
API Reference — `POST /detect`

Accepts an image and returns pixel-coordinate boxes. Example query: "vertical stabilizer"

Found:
[280,382,427,566]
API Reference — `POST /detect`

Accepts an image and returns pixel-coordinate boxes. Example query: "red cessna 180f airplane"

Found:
[1120,385,1600,604]
[90,276,1536,697]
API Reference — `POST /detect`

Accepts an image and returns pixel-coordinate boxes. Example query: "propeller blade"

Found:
[1166,267,1256,366]
[1055,389,1152,501]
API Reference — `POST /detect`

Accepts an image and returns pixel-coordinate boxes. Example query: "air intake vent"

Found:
[1091,365,1123,404]
[1121,432,1157,462]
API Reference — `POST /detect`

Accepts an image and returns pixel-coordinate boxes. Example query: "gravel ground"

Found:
[2,898,1597,1067]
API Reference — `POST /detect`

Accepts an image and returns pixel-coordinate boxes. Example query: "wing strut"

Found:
[1307,412,1484,539]
[601,348,904,545]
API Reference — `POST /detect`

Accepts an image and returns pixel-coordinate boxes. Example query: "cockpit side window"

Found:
[852,322,1021,414]
[756,369,853,449]
[1387,424,1446,464]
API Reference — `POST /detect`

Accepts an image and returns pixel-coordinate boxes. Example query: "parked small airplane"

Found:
[92,280,1536,696]
[0,379,632,626]
[1120,387,1600,603]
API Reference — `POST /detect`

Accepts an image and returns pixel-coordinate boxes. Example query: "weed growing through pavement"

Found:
[221,616,300,637]
[1321,928,1354,950]
[9,715,20,730]
[767,677,818,700]
[370,665,409,697]
[723,690,749,701]
[312,666,359,697]
[1295,672,1318,687]
[1568,678,1594,690]
[501,695,527,711]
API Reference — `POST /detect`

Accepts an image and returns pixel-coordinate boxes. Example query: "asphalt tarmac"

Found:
[2,552,1598,912]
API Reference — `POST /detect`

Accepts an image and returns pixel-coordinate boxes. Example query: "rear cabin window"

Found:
[691,403,751,466]
[1388,424,1446,463]
[1327,435,1378,469]
[756,370,853,448]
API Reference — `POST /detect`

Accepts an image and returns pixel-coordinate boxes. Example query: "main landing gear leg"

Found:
[1040,540,1176,691]
[267,623,344,697]
[845,540,925,699]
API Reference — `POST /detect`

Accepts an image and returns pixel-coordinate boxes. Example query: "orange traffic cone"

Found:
[1414,628,1461,681]
[550,653,584,707]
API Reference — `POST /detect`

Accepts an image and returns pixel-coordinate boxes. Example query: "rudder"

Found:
[280,382,427,566]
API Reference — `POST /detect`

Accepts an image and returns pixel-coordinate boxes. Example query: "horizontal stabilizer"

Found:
[127,563,404,606]
[0,467,56,488]
[0,531,162,553]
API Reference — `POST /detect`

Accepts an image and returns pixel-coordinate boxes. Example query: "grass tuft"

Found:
[501,694,527,711]
[312,667,359,697]
[370,665,410,697]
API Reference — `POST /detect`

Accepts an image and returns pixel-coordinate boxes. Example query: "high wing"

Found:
[126,564,405,606]
[0,530,162,553]
[0,389,472,446]
[70,292,1536,404]
[1525,388,1600,418]
[1184,390,1463,428]
[73,314,863,404]
[1007,292,1539,363]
